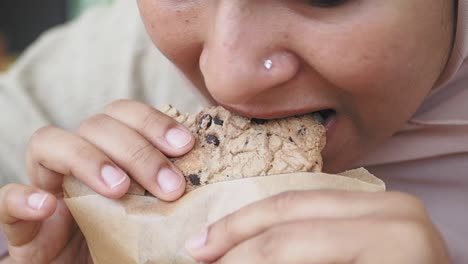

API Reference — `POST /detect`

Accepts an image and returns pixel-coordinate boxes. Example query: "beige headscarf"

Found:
[359,0,468,166]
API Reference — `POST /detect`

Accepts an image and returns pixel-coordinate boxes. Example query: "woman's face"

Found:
[137,0,454,173]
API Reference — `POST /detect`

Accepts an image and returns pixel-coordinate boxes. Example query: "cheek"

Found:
[326,32,426,122]
[297,4,450,134]
[137,0,203,70]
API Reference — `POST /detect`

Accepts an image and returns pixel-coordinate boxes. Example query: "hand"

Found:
[185,191,451,264]
[0,99,194,263]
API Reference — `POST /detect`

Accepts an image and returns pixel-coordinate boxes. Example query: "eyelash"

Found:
[305,0,346,7]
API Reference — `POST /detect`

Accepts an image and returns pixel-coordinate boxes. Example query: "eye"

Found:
[304,0,347,7]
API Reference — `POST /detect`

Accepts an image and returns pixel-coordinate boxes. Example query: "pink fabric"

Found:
[358,1,468,262]
[0,231,7,259]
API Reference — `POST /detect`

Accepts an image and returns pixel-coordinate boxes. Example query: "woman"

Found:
[0,0,466,263]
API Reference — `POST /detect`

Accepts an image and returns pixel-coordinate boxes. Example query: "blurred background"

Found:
[0,0,114,72]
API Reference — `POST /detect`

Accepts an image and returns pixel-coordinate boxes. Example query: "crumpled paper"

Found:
[63,168,385,264]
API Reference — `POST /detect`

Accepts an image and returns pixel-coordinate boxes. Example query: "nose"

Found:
[199,2,300,106]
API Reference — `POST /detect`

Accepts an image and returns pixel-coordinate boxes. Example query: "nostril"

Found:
[199,48,208,72]
[201,49,301,105]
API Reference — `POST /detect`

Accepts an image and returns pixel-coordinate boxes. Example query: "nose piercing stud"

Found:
[264,59,273,70]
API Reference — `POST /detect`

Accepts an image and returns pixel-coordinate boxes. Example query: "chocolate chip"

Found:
[206,134,220,146]
[198,114,212,129]
[213,116,224,126]
[288,137,294,143]
[188,174,201,185]
[267,133,272,137]
[251,118,268,124]
[297,128,307,136]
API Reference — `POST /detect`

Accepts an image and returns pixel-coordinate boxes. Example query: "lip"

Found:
[220,103,335,120]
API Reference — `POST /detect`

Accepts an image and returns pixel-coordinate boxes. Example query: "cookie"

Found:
[161,105,326,192]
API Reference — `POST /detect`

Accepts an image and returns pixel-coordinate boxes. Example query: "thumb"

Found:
[0,184,56,246]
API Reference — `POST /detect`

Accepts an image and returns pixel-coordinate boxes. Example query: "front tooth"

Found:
[312,112,325,124]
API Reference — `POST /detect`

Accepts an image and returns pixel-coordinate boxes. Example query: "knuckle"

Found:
[58,142,98,178]
[386,217,429,246]
[271,191,301,215]
[390,192,423,206]
[257,227,284,262]
[2,183,19,192]
[303,190,338,205]
[104,99,132,113]
[28,125,55,154]
[125,141,159,168]
[1,183,19,199]
[388,192,427,217]
[0,184,24,216]
[140,108,166,132]
[219,211,242,239]
[71,141,99,162]
[78,113,111,135]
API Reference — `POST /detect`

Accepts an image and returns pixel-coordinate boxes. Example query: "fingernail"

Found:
[165,127,192,149]
[185,228,208,251]
[101,165,128,189]
[157,167,182,193]
[27,193,48,210]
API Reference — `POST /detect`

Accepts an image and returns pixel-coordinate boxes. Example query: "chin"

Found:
[321,157,354,174]
[321,143,367,174]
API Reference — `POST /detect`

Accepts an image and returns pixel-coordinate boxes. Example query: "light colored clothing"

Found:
[0,0,466,263]
[0,0,203,185]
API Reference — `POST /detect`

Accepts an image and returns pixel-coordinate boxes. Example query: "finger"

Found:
[27,126,130,198]
[27,158,64,197]
[77,113,185,201]
[7,201,76,264]
[104,99,194,157]
[216,217,443,264]
[0,184,57,246]
[216,220,360,264]
[186,191,418,262]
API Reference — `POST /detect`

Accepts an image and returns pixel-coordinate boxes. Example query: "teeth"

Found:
[312,112,325,124]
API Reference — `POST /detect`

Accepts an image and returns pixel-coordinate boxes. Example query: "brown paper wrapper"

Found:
[63,168,385,264]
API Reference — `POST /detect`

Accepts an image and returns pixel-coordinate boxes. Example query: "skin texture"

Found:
[138,0,454,173]
[0,0,455,263]
[185,191,451,263]
[136,0,454,263]
[0,100,195,263]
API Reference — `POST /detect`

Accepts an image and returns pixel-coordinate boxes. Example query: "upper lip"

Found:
[220,103,333,119]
